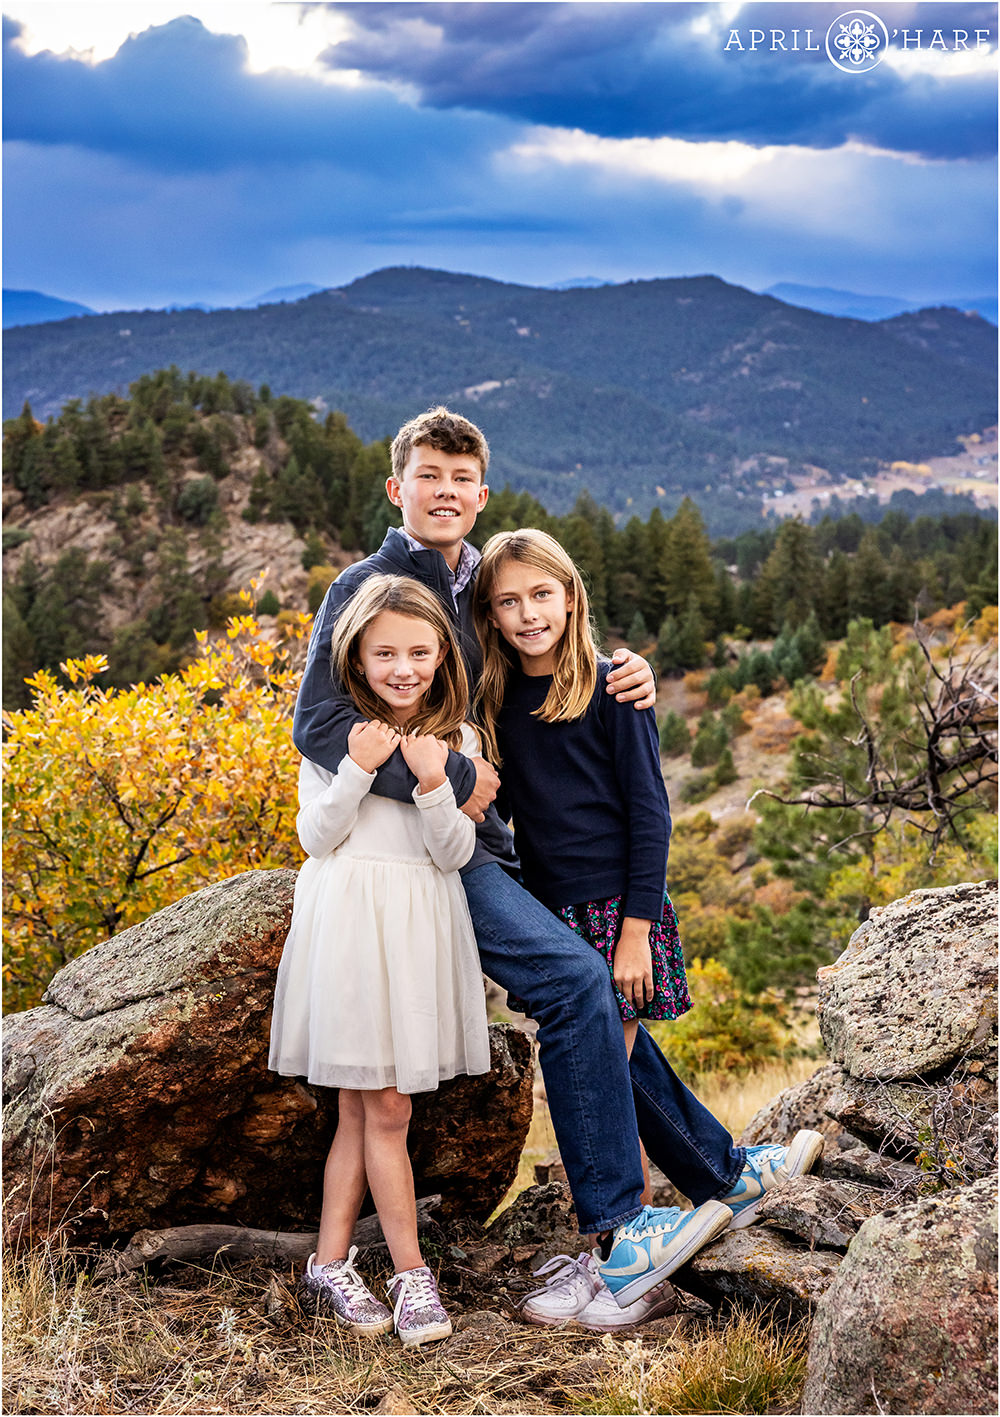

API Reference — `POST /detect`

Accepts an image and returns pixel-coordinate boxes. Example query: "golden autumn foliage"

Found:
[3,591,313,1012]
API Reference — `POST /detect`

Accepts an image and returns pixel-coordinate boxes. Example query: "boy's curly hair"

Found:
[390,405,490,481]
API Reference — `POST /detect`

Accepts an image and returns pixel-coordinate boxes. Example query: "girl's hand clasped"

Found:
[348,720,401,773]
[399,731,449,795]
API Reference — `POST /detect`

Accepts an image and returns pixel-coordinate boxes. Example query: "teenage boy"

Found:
[294,406,822,1315]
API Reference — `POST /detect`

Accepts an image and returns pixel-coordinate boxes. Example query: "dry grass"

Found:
[575,1309,809,1415]
[4,1238,788,1417]
[3,1054,821,1415]
[691,1054,822,1143]
[3,1239,809,1416]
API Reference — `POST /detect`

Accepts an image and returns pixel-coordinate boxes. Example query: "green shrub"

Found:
[176,476,219,525]
[647,958,792,1080]
[658,709,690,757]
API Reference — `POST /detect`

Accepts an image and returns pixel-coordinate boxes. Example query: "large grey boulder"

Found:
[677,1225,842,1318]
[755,1174,878,1250]
[803,1175,998,1415]
[2,871,534,1244]
[817,879,997,1080]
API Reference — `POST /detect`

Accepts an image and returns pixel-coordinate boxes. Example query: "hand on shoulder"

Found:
[606,647,656,710]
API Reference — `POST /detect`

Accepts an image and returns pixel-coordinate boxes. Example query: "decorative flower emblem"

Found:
[825,10,889,72]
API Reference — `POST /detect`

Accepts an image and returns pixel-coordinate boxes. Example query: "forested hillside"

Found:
[4,268,995,522]
[3,370,996,709]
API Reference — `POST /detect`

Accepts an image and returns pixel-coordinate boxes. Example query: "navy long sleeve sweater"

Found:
[495,659,671,919]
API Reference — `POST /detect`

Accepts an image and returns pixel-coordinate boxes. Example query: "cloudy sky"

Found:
[3,1,997,311]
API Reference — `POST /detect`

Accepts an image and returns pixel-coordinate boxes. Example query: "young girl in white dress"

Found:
[269,574,490,1348]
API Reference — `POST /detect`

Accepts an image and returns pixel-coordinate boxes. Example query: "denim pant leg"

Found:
[629,1025,745,1203]
[462,864,645,1235]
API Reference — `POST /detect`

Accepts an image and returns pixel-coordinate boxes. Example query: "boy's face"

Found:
[387,444,489,562]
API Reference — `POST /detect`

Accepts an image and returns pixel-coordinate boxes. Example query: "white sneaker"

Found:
[521,1251,603,1327]
[576,1274,677,1332]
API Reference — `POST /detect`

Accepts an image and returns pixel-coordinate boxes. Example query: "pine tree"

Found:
[627,610,650,648]
[820,550,851,638]
[676,593,707,669]
[642,507,670,629]
[847,530,891,624]
[658,710,690,756]
[691,710,728,767]
[661,498,717,626]
[656,615,682,674]
[758,519,820,630]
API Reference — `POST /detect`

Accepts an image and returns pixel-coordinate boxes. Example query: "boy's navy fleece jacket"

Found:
[495,660,671,920]
[292,527,518,874]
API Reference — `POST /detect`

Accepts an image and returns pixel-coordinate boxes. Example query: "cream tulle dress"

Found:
[268,726,490,1094]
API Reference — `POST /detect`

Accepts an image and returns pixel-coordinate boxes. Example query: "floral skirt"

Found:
[509,890,692,1024]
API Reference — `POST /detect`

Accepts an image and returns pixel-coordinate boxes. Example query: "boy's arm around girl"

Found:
[294,569,486,813]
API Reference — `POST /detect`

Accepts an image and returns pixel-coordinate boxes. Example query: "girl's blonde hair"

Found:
[474,529,599,763]
[330,575,468,748]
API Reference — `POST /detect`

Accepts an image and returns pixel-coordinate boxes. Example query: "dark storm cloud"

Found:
[324,1,997,159]
[1,13,512,174]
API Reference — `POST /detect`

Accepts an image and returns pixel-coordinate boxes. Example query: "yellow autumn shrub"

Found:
[647,958,794,1081]
[3,600,313,1012]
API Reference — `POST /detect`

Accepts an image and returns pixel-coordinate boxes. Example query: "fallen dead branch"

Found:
[93,1195,442,1280]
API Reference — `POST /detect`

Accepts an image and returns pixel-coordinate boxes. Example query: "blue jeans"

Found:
[463,864,744,1234]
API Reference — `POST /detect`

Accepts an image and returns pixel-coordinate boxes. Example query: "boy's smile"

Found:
[488,562,574,677]
[386,446,489,570]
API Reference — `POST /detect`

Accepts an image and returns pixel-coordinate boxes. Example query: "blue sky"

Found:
[3,2,997,311]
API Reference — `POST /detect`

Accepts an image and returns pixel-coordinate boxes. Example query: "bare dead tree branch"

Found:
[750,623,997,856]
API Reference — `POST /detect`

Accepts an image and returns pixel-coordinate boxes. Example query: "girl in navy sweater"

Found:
[473,528,692,1329]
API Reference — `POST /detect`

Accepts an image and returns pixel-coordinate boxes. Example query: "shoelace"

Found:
[317,1244,372,1300]
[523,1252,593,1303]
[388,1267,439,1326]
[618,1205,684,1240]
[746,1145,785,1170]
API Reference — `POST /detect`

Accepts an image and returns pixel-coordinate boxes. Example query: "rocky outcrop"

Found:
[2,871,534,1244]
[690,876,997,1388]
[680,1225,842,1317]
[803,1176,998,1415]
[816,880,997,1080]
[486,1180,581,1265]
[755,1174,877,1250]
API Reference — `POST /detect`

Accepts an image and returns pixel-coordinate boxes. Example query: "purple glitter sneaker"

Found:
[299,1246,393,1336]
[387,1265,453,1348]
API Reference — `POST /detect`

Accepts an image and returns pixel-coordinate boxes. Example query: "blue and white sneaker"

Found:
[721,1129,824,1230]
[598,1200,732,1307]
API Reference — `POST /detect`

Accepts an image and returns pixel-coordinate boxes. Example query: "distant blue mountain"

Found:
[3,288,96,328]
[547,277,612,291]
[766,282,997,326]
[238,283,327,308]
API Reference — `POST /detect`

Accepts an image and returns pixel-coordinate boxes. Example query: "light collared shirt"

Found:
[399,528,478,608]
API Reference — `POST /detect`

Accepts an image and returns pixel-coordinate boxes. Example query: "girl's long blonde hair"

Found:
[330,575,468,748]
[473,529,599,763]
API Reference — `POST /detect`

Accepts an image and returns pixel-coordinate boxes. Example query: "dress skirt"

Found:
[268,769,490,1096]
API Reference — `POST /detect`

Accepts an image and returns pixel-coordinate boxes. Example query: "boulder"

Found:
[755,1175,879,1250]
[485,1180,580,1264]
[824,1067,998,1175]
[821,1143,923,1193]
[677,1224,842,1317]
[739,1062,847,1148]
[803,1175,998,1415]
[817,880,997,1080]
[2,871,534,1244]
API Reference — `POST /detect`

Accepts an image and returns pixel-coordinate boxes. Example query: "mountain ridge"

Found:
[4,267,995,518]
